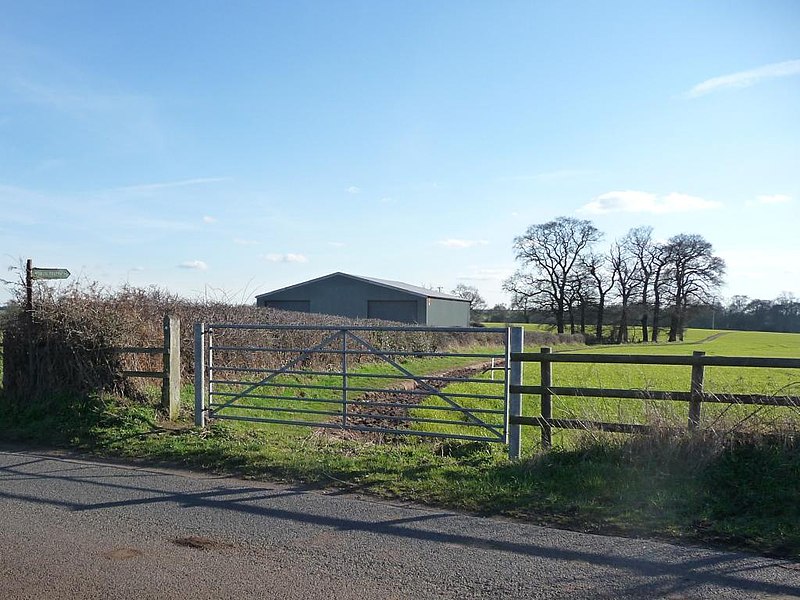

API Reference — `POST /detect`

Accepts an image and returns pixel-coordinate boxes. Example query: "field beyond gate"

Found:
[194,324,509,442]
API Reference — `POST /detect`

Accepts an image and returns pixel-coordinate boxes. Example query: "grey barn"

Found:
[255,272,470,326]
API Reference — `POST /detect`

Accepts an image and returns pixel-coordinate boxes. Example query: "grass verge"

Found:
[1,390,798,560]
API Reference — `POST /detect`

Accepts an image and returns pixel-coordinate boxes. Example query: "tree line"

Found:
[687,293,800,333]
[502,217,726,343]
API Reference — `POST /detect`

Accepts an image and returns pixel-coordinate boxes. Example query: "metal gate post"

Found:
[194,322,206,427]
[508,326,524,460]
[341,330,348,427]
[540,347,553,448]
[208,326,214,413]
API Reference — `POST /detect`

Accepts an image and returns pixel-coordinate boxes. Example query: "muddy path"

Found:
[319,360,504,439]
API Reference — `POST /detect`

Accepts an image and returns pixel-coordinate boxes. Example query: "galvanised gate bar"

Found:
[194,323,510,443]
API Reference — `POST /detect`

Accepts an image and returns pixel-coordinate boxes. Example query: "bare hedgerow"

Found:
[2,281,556,405]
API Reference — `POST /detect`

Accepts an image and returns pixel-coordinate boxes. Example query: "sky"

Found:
[1,1,798,307]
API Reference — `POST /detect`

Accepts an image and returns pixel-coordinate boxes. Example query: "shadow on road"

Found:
[1,450,798,599]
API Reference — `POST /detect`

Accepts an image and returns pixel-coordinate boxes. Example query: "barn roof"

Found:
[255,272,468,302]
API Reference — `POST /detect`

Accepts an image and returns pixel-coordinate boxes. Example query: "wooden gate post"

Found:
[540,347,553,448]
[162,314,181,420]
[688,350,705,430]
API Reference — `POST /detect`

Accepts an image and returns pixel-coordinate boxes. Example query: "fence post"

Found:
[162,314,181,421]
[194,322,206,427]
[540,347,552,448]
[688,350,705,430]
[508,326,524,460]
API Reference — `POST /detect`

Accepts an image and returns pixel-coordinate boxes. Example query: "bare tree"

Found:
[649,248,671,342]
[567,266,594,335]
[583,252,615,343]
[626,226,659,341]
[663,234,725,341]
[451,284,486,311]
[611,235,645,343]
[503,271,548,324]
[451,284,487,321]
[511,217,601,333]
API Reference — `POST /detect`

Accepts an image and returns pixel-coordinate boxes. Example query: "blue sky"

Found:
[1,1,798,306]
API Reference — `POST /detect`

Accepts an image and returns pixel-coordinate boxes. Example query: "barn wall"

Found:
[426,298,470,327]
[257,275,426,323]
[261,300,311,312]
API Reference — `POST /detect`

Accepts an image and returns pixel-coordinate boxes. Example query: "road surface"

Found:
[1,448,798,599]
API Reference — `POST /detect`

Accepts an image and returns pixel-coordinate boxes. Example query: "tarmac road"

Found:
[1,448,798,599]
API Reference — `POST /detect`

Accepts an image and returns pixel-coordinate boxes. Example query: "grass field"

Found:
[208,343,507,442]
[412,328,800,449]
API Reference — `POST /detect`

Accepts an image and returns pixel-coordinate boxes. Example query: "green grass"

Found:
[502,329,800,449]
[1,389,797,558]
[209,344,505,435]
[1,327,799,559]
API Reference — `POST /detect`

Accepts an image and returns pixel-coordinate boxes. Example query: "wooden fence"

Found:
[115,314,181,420]
[507,330,800,458]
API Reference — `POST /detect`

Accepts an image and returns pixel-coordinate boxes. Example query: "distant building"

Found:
[255,272,470,326]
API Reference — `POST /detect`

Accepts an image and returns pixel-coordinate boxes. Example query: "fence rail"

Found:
[115,314,181,420]
[507,334,800,458]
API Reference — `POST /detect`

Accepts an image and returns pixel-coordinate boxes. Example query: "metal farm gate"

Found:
[194,324,510,443]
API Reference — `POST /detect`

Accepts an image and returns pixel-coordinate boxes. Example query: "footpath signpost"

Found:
[25,258,71,314]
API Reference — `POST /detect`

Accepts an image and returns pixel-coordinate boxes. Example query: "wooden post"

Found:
[688,350,705,430]
[507,327,524,460]
[540,347,552,448]
[162,315,181,420]
[25,258,33,317]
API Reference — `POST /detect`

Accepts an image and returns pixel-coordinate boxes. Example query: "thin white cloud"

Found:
[178,260,208,271]
[579,191,722,215]
[687,59,800,98]
[497,169,599,183]
[328,242,346,248]
[5,71,167,151]
[234,238,261,246]
[128,217,198,231]
[346,185,361,194]
[753,194,792,206]
[202,215,217,224]
[264,253,309,264]
[458,268,510,282]
[10,76,147,115]
[437,239,489,249]
[112,177,231,194]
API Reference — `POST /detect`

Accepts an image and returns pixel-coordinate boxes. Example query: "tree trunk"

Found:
[555,303,565,334]
[668,311,680,342]
[641,312,649,342]
[595,299,605,343]
[617,301,629,344]
[567,303,576,334]
[652,297,661,342]
[579,302,587,334]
